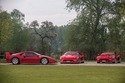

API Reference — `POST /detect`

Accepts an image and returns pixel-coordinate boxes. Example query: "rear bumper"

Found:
[96,59,115,63]
[60,60,80,64]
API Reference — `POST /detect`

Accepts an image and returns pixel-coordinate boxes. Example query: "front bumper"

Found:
[96,59,115,63]
[60,60,80,64]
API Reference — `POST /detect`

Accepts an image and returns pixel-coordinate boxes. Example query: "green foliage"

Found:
[65,0,111,59]
[56,25,68,52]
[1,9,30,52]
[30,20,57,54]
[0,9,59,54]
[0,11,13,51]
[9,9,29,52]
[6,26,30,52]
[115,0,125,16]
[65,0,125,59]
[11,9,25,21]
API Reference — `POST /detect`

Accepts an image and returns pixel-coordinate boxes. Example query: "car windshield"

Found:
[34,52,41,56]
[64,51,79,55]
[25,51,41,56]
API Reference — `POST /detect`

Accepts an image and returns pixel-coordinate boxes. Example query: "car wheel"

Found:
[81,61,84,63]
[11,58,20,65]
[112,59,116,63]
[117,58,121,63]
[97,61,100,63]
[41,58,48,65]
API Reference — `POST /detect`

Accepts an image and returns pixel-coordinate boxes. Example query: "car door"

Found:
[22,52,40,64]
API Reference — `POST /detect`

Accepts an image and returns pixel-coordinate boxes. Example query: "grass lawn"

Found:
[0,65,125,83]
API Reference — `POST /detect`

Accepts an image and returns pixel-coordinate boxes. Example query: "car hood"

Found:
[97,55,110,59]
[60,55,78,59]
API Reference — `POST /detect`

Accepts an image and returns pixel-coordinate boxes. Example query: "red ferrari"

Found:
[96,52,121,63]
[60,51,84,64]
[5,51,57,65]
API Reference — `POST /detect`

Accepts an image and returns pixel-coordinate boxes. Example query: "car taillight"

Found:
[60,56,64,60]
[112,56,115,59]
[76,56,79,59]
[60,56,62,60]
[96,56,100,59]
[109,55,115,59]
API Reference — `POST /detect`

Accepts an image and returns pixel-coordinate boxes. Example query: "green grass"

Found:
[0,65,125,83]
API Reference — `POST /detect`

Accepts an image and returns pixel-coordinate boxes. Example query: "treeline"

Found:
[0,9,63,55]
[1,0,125,60]
[64,0,125,59]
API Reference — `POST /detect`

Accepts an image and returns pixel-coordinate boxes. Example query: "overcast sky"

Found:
[0,0,77,26]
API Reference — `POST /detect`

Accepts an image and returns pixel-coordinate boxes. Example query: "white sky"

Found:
[0,0,77,26]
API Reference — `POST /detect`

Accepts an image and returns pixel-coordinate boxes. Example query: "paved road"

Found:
[57,61,125,67]
[0,61,125,66]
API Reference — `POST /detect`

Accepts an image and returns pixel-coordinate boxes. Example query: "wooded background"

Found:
[0,0,125,60]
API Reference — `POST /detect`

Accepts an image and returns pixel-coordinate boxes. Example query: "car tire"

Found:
[11,58,20,65]
[97,62,100,63]
[81,61,84,63]
[41,58,48,65]
[117,58,121,63]
[112,59,116,63]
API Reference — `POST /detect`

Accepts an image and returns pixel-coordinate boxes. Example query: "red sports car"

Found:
[5,51,57,65]
[60,51,84,64]
[96,52,121,63]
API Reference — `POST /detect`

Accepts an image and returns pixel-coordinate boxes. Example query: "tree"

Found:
[115,0,125,16]
[30,20,57,54]
[65,0,125,59]
[53,25,68,54]
[65,0,114,59]
[106,0,125,52]
[5,9,30,52]
[0,10,13,52]
[11,9,25,22]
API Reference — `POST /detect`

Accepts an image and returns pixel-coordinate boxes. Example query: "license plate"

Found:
[66,61,71,62]
[102,60,106,62]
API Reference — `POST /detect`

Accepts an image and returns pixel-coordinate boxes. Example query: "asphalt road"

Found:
[57,61,125,66]
[0,61,125,66]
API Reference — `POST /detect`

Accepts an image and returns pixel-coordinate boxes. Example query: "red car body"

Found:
[60,51,84,64]
[96,52,121,63]
[5,51,57,65]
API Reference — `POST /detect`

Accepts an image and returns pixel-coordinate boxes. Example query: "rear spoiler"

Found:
[5,52,14,59]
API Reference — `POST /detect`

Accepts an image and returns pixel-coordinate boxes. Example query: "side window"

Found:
[25,52,36,56]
